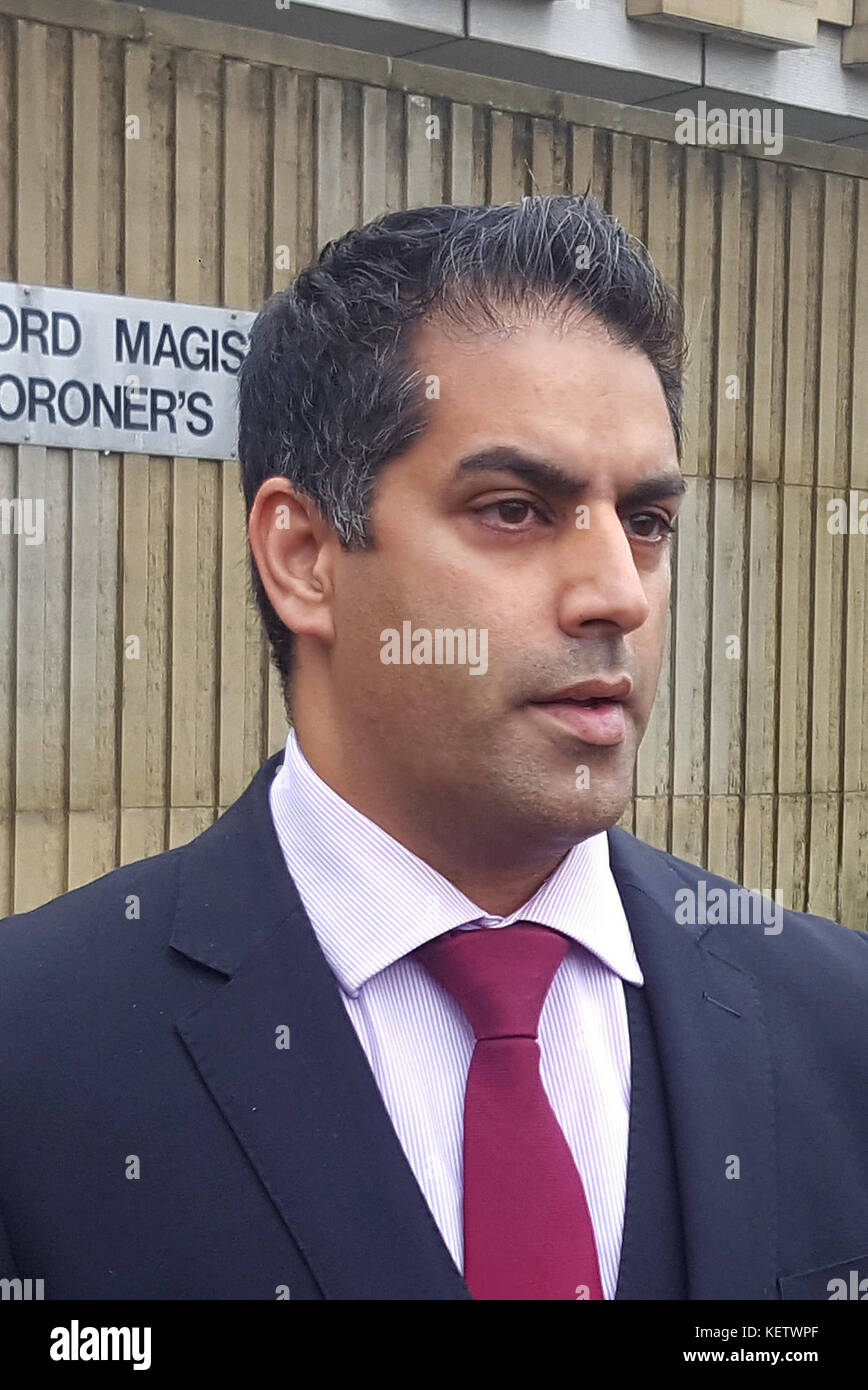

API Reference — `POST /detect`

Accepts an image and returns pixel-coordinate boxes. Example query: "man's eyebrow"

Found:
[620,472,688,505]
[453,446,687,503]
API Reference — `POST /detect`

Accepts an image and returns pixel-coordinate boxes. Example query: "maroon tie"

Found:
[413,922,604,1301]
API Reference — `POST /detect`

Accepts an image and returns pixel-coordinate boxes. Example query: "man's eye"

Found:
[477,499,544,526]
[625,511,677,542]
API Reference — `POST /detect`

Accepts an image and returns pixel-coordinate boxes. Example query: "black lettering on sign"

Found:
[149,389,177,432]
[58,379,89,426]
[115,318,150,365]
[0,305,18,351]
[0,371,217,443]
[152,322,182,369]
[52,313,81,356]
[221,330,247,374]
[0,306,82,357]
[93,382,123,428]
[20,308,50,354]
[179,326,210,371]
[28,376,56,422]
[187,392,213,436]
[0,373,25,420]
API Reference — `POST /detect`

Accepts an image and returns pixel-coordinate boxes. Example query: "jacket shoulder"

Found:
[0,844,184,978]
[608,823,868,965]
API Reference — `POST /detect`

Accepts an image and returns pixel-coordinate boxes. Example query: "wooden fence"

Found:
[1,0,867,926]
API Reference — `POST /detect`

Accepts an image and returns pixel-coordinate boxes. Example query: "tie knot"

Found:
[413,921,570,1041]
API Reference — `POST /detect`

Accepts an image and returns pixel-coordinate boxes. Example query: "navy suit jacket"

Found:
[1,750,867,1300]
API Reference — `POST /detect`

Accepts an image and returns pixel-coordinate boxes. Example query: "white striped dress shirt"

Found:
[268,728,644,1298]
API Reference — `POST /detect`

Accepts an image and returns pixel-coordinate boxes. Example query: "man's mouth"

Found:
[527,678,631,746]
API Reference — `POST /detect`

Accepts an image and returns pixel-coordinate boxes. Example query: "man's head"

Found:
[239,196,687,891]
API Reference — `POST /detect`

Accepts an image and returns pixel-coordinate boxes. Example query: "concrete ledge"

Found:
[628,0,817,50]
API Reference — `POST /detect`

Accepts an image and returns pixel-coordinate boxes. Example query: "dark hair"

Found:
[237,194,686,690]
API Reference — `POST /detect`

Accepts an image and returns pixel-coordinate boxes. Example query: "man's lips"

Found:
[526,677,632,746]
[532,676,633,705]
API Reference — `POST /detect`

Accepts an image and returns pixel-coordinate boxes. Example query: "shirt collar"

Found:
[269,728,644,996]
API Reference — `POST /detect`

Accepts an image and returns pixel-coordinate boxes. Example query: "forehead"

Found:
[407,314,677,466]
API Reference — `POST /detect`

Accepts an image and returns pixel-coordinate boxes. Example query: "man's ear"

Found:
[248,477,336,646]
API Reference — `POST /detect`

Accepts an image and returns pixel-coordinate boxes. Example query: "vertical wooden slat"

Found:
[67,449,120,889]
[714,155,746,482]
[570,125,594,195]
[361,85,387,223]
[751,161,786,484]
[218,59,271,808]
[634,796,668,852]
[777,487,814,798]
[119,38,173,864]
[811,488,846,797]
[708,477,747,797]
[168,48,221,849]
[744,482,779,799]
[489,110,525,204]
[776,795,809,914]
[670,796,707,868]
[0,19,15,912]
[16,21,48,278]
[609,132,636,234]
[646,140,681,291]
[671,481,711,818]
[783,169,822,488]
[406,91,446,209]
[636,139,681,842]
[13,20,69,908]
[816,175,848,490]
[843,192,868,802]
[742,795,776,906]
[807,794,840,920]
[840,796,868,931]
[681,146,716,479]
[263,65,301,754]
[530,118,554,195]
[0,17,13,283]
[706,477,747,880]
[850,181,868,496]
[315,77,359,245]
[15,447,70,909]
[0,442,15,915]
[260,71,313,754]
[834,173,864,923]
[706,796,743,885]
[67,30,120,890]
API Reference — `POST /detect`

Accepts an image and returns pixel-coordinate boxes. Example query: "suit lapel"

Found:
[608,827,779,1299]
[171,753,471,1301]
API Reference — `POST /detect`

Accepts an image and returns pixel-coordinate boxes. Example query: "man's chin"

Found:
[516,785,633,848]
[562,801,630,843]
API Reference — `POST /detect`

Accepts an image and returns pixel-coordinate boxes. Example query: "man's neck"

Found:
[288,724,575,917]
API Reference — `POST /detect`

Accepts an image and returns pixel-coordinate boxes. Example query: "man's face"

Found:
[322,314,685,855]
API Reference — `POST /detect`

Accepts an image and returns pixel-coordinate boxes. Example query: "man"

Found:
[1,196,866,1301]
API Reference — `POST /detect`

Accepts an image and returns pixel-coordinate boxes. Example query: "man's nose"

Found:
[555,509,653,636]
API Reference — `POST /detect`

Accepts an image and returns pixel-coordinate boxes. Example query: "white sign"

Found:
[0,282,256,460]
